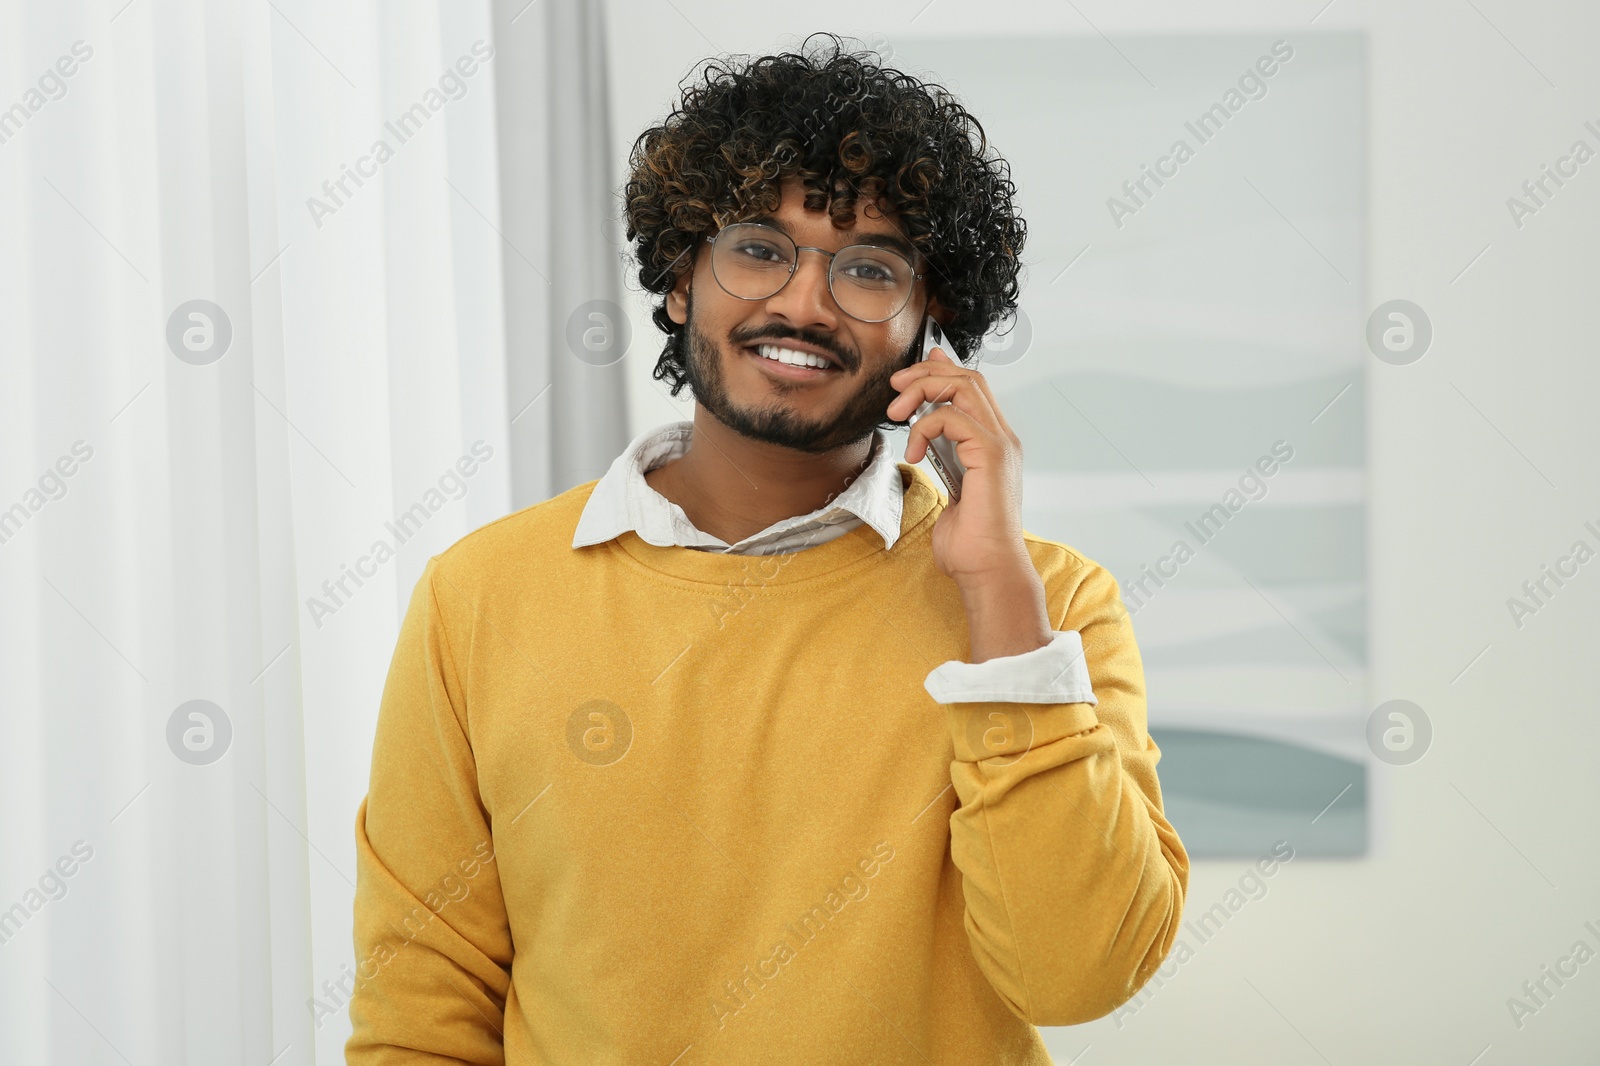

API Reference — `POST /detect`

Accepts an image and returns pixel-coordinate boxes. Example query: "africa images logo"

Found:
[305,40,495,229]
[304,441,494,628]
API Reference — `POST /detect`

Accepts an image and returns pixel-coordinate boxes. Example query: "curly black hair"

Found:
[621,32,1027,396]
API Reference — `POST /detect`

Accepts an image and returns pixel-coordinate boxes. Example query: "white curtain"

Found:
[0,0,617,1061]
[494,0,633,505]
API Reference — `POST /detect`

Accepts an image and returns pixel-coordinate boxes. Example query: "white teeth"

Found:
[756,344,831,370]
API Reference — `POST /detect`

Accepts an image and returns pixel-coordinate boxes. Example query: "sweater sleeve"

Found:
[926,558,1190,1027]
[346,557,514,1063]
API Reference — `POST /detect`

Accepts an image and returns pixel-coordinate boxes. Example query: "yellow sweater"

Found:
[347,460,1189,1064]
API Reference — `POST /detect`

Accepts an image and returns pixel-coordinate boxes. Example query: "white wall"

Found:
[602,2,1600,1061]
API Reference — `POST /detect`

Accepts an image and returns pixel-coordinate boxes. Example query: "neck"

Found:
[645,407,878,546]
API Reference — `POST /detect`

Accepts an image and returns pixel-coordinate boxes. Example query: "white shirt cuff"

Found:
[923,629,1097,705]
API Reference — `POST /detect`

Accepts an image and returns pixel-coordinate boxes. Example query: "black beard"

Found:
[679,286,923,455]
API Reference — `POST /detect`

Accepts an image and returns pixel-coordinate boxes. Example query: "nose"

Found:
[759,246,842,332]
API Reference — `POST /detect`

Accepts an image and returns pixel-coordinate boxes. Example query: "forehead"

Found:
[741,176,916,261]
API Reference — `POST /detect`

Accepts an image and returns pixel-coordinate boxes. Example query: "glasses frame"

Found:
[702,222,926,324]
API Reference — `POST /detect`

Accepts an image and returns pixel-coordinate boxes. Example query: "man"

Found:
[348,34,1187,1064]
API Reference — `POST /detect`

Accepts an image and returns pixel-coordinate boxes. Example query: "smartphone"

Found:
[906,316,967,502]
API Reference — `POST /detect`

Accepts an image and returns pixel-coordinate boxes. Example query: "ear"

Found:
[926,293,954,328]
[662,244,701,326]
[666,264,690,326]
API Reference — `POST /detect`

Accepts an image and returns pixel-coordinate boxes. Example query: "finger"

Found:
[965,377,1017,444]
[889,346,965,388]
[887,358,992,413]
[929,349,1017,441]
[897,376,999,441]
[892,351,1005,421]
[904,403,993,466]
[888,372,999,432]
[888,352,1021,448]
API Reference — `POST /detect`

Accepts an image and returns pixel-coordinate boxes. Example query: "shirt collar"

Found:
[571,420,905,553]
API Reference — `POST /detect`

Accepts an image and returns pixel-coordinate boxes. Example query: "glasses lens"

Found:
[711,223,795,300]
[833,246,914,322]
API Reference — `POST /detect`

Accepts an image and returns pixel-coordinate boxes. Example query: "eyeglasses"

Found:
[702,222,924,324]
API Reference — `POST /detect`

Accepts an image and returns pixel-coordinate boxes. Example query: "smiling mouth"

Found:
[742,344,845,381]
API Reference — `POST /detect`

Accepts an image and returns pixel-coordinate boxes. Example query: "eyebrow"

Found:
[740,214,919,263]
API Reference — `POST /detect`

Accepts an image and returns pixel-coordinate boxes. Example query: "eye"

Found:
[732,239,790,263]
[842,262,893,282]
[836,249,904,289]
